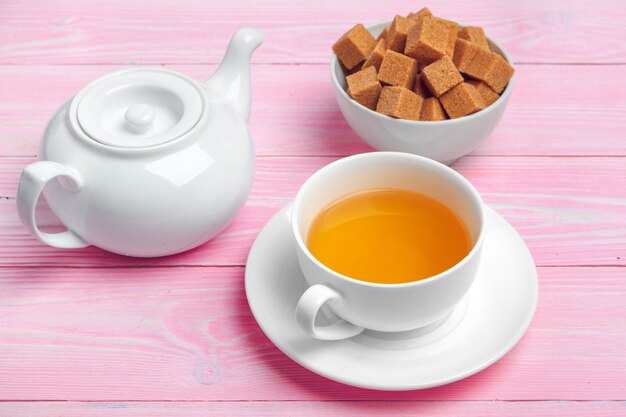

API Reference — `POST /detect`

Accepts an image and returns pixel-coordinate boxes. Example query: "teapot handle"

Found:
[17,161,89,249]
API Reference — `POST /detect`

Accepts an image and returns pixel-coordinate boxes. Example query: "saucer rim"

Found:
[245,203,538,391]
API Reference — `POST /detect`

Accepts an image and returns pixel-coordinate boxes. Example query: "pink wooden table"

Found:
[1,0,625,415]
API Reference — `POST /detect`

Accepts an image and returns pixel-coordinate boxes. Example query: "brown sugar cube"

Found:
[333,24,377,70]
[346,66,382,110]
[466,79,499,106]
[421,56,463,97]
[377,50,418,89]
[485,54,514,93]
[346,64,378,84]
[464,48,514,93]
[363,39,386,72]
[386,15,416,52]
[420,97,447,121]
[407,7,432,22]
[431,17,459,57]
[404,17,450,65]
[452,38,483,73]
[458,26,490,50]
[412,73,431,98]
[346,65,376,86]
[376,86,423,120]
[440,82,485,119]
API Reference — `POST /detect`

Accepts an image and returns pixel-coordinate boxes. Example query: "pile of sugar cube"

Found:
[333,8,514,121]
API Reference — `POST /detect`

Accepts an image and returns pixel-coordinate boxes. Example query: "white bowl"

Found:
[331,20,515,165]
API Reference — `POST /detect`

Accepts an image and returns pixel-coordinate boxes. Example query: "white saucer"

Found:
[245,203,538,390]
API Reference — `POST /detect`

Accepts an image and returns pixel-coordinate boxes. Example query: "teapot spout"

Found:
[204,28,264,122]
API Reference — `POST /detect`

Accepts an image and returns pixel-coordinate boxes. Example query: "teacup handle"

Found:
[295,284,364,341]
[17,161,89,249]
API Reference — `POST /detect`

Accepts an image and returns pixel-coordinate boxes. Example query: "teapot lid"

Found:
[73,69,204,148]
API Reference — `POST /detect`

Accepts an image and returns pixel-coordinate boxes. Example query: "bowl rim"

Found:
[330,19,516,126]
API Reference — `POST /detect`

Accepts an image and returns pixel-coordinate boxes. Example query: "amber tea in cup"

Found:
[306,189,471,284]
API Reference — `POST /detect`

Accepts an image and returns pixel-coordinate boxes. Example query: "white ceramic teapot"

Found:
[16,28,264,257]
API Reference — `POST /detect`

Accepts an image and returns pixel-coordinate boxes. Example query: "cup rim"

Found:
[291,151,486,289]
[330,19,516,126]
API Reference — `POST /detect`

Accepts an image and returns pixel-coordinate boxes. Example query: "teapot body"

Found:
[17,28,263,257]
[35,93,254,257]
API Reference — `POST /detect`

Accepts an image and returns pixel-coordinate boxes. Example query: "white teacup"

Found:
[293,152,485,340]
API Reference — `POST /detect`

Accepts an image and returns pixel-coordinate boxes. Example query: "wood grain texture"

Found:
[1,64,626,158]
[1,0,626,64]
[0,266,624,401]
[0,401,624,416]
[0,156,624,268]
[1,0,625,411]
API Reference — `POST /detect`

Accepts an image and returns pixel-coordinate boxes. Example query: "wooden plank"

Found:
[1,64,625,158]
[1,0,626,64]
[0,401,624,416]
[0,156,624,268]
[0,266,624,401]
[1,0,622,411]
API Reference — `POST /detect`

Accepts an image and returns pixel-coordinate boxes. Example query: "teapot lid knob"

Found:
[125,103,155,133]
